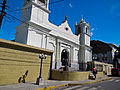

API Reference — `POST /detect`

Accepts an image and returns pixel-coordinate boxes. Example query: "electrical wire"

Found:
[4,0,66,23]
[6,12,50,34]
[6,0,65,12]
[6,5,32,12]
[6,12,79,46]
[1,0,79,43]
[49,0,64,4]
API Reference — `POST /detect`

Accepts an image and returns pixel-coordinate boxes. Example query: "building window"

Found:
[86,28,88,33]
[39,0,45,3]
[65,27,68,31]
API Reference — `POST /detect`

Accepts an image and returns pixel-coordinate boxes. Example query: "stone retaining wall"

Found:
[0,39,53,85]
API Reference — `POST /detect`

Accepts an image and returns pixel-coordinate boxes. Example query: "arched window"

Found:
[61,49,69,66]
[86,28,88,33]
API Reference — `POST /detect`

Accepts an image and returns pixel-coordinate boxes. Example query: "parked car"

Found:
[111,68,120,76]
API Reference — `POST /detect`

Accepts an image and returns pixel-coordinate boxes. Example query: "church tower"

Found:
[75,17,90,46]
[15,0,50,48]
[75,17,92,70]
[21,0,50,24]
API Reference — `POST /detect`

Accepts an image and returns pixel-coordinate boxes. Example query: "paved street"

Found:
[52,77,120,90]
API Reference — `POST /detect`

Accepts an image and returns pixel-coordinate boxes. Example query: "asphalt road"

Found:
[52,77,120,90]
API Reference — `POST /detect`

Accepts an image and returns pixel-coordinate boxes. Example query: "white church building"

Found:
[15,0,92,71]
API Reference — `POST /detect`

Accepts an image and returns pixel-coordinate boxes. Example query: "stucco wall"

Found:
[87,61,113,75]
[85,34,90,46]
[0,39,53,85]
[51,70,105,81]
[30,4,49,24]
[15,24,29,44]
[27,30,43,48]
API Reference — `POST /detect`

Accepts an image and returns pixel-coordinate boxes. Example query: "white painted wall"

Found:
[15,25,28,44]
[74,49,79,63]
[85,49,92,62]
[49,41,56,69]
[30,4,49,24]
[21,5,32,24]
[85,34,90,46]
[48,36,56,69]
[27,30,42,47]
[15,0,92,70]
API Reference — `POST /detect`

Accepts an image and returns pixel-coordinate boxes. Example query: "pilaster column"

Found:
[46,35,49,49]
[70,46,74,65]
[55,39,61,69]
[41,34,44,48]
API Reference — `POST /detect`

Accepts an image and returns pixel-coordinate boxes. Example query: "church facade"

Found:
[15,0,92,70]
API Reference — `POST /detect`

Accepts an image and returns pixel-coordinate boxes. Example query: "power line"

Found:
[6,6,35,21]
[6,12,77,44]
[4,0,66,24]
[50,0,64,4]
[3,0,76,40]
[5,0,66,22]
[6,13,28,25]
[0,0,7,29]
[6,5,32,12]
[1,0,73,41]
[6,0,65,12]
[6,12,49,34]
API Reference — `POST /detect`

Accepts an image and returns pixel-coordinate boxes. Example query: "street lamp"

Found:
[36,54,46,85]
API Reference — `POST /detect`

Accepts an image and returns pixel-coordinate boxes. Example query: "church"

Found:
[15,0,92,71]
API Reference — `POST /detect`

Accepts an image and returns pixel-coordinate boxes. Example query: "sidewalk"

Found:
[0,77,112,90]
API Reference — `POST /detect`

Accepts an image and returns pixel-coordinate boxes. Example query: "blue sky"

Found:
[0,0,120,46]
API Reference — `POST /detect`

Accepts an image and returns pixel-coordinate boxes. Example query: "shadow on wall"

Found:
[18,70,29,83]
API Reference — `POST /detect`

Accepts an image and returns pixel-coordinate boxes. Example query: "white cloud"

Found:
[91,28,94,31]
[90,32,93,36]
[69,3,72,8]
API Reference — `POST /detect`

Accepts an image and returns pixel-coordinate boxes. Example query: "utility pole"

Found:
[0,0,7,29]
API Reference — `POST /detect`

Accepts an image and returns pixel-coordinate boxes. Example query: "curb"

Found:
[33,78,112,90]
[33,83,69,90]
[68,77,112,86]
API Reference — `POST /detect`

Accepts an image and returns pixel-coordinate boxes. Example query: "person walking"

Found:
[93,67,97,79]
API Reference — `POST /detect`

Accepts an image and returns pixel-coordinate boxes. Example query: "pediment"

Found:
[58,20,73,34]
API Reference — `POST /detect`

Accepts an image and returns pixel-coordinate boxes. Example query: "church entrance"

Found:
[61,49,69,66]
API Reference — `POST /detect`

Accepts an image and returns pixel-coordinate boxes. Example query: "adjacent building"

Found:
[15,0,92,71]
[114,46,120,68]
[91,40,118,64]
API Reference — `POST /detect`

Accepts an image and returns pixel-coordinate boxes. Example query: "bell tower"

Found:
[75,17,91,71]
[75,17,90,46]
[15,0,50,45]
[21,0,50,24]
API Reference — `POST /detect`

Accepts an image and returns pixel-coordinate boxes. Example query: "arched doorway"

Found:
[61,49,69,66]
